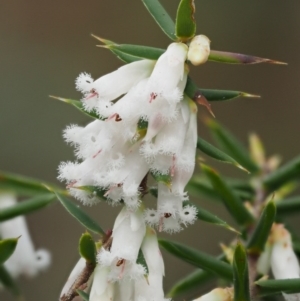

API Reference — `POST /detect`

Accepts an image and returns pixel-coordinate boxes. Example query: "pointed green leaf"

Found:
[106,48,142,63]
[207,119,260,173]
[184,201,239,233]
[141,0,176,40]
[0,194,55,222]
[79,232,97,265]
[175,0,196,41]
[136,249,149,276]
[202,164,254,226]
[50,96,103,120]
[0,266,21,297]
[187,176,254,202]
[76,290,90,301]
[247,201,276,254]
[277,196,300,215]
[263,156,300,192]
[197,137,248,172]
[184,77,259,102]
[209,50,286,65]
[256,279,300,296]
[0,238,18,265]
[159,239,233,281]
[151,172,172,187]
[186,178,220,201]
[55,192,105,236]
[106,44,164,61]
[0,171,62,196]
[233,242,250,301]
[167,269,212,298]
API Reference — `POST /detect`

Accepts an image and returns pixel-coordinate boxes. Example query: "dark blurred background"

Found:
[1,1,300,300]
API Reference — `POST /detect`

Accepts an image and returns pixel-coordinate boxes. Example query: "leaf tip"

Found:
[241,93,261,98]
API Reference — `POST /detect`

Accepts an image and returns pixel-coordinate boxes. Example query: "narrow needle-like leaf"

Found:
[167,269,212,298]
[55,192,105,236]
[209,50,287,65]
[184,201,239,234]
[263,155,300,192]
[0,194,56,222]
[233,242,250,301]
[141,0,176,40]
[159,239,233,281]
[0,171,63,196]
[247,201,276,254]
[201,164,254,226]
[197,137,248,172]
[50,95,103,120]
[206,119,260,173]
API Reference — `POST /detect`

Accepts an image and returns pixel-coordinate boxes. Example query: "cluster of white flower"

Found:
[0,193,51,280]
[60,209,168,301]
[257,223,300,301]
[58,37,210,233]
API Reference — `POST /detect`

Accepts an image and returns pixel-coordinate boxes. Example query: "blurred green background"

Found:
[1,1,300,300]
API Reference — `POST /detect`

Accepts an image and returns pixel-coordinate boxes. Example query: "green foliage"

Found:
[209,50,286,65]
[184,201,239,233]
[201,164,254,226]
[233,242,250,301]
[136,249,149,276]
[141,0,176,40]
[175,0,196,41]
[0,266,21,297]
[0,238,18,265]
[76,290,90,301]
[159,239,233,281]
[0,194,55,222]
[50,96,103,120]
[197,137,247,171]
[55,192,105,236]
[263,155,300,192]
[0,171,61,196]
[167,269,212,298]
[206,119,260,173]
[79,232,97,265]
[256,279,300,297]
[247,201,276,254]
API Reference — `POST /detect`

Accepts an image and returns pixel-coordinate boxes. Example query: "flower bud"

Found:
[270,224,300,301]
[187,35,211,66]
[193,287,233,301]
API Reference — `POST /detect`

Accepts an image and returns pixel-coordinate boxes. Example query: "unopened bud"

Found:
[270,224,300,280]
[193,287,233,301]
[187,35,211,66]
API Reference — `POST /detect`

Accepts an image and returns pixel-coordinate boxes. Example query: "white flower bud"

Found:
[270,224,300,301]
[193,287,233,301]
[187,35,211,66]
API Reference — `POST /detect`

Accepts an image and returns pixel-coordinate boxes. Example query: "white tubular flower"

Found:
[0,193,51,278]
[60,257,86,299]
[270,224,300,301]
[187,35,211,66]
[76,60,155,112]
[193,287,234,301]
[133,227,167,301]
[90,265,114,301]
[98,207,146,281]
[142,227,164,276]
[257,241,272,275]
